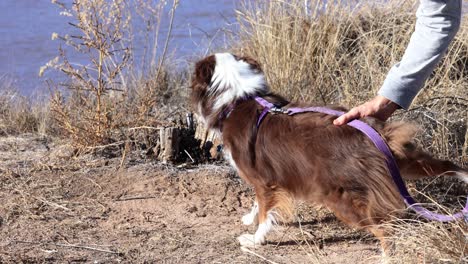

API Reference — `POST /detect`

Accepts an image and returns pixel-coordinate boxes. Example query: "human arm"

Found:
[334,0,462,125]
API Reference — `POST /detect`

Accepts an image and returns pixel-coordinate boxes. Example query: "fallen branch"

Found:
[241,246,280,264]
[184,149,195,163]
[115,196,157,202]
[13,188,72,212]
[85,141,125,150]
[12,240,121,255]
[34,196,72,212]
[127,126,161,131]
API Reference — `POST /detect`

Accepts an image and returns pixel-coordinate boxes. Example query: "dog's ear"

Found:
[238,55,263,73]
[192,55,216,88]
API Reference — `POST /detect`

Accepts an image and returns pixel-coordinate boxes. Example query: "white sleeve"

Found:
[378,0,461,109]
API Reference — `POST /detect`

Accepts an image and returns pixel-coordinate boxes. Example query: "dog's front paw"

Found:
[238,234,265,247]
[241,213,257,225]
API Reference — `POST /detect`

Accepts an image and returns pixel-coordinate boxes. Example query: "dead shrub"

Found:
[42,0,184,148]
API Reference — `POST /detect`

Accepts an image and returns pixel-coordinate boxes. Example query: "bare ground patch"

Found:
[0,135,386,263]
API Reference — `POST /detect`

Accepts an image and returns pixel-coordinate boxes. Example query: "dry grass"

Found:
[236,0,410,103]
[0,78,51,136]
[385,216,467,263]
[235,0,468,103]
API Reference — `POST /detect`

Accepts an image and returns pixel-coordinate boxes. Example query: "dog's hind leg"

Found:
[325,193,395,260]
[241,200,258,226]
[368,226,393,263]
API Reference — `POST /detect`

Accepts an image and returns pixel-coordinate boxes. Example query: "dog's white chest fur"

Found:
[223,148,239,171]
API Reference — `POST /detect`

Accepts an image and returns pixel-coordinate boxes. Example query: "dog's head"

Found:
[190,53,268,130]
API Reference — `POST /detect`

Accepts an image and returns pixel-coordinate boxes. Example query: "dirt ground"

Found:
[0,135,398,263]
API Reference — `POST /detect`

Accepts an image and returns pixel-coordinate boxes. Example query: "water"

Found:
[0,0,237,95]
[2,1,466,96]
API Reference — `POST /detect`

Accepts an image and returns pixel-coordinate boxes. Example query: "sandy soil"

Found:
[0,135,387,263]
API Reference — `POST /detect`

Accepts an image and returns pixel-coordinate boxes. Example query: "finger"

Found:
[333,115,346,126]
[333,108,360,126]
[333,113,350,126]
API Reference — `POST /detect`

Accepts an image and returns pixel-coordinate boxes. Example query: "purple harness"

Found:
[254,96,468,222]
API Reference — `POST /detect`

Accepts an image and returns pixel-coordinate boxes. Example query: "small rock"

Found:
[187,206,198,213]
[49,144,75,160]
[196,212,207,217]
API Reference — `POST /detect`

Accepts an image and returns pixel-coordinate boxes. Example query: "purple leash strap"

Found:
[254,97,468,222]
[255,97,274,128]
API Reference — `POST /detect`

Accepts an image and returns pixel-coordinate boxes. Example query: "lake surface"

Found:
[2,1,466,95]
[0,0,237,95]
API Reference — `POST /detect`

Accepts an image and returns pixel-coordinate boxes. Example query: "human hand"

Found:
[333,95,400,125]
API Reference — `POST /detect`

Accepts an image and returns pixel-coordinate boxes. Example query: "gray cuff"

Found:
[378,73,419,109]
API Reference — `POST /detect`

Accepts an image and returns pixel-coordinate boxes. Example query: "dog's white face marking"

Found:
[209,53,267,111]
[238,210,277,247]
[242,201,259,225]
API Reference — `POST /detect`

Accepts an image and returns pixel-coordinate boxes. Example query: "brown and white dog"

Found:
[190,53,468,252]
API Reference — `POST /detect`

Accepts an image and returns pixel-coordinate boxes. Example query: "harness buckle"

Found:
[269,107,288,115]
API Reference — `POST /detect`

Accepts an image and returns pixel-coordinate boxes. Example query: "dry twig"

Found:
[12,240,121,255]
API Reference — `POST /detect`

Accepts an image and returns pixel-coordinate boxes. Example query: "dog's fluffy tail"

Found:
[381,122,468,183]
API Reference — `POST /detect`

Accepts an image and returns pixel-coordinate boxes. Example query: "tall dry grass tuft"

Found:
[385,216,467,263]
[236,0,410,103]
[0,77,50,136]
[235,0,467,163]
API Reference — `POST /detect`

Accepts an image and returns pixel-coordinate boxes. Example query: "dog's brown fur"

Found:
[191,54,468,252]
